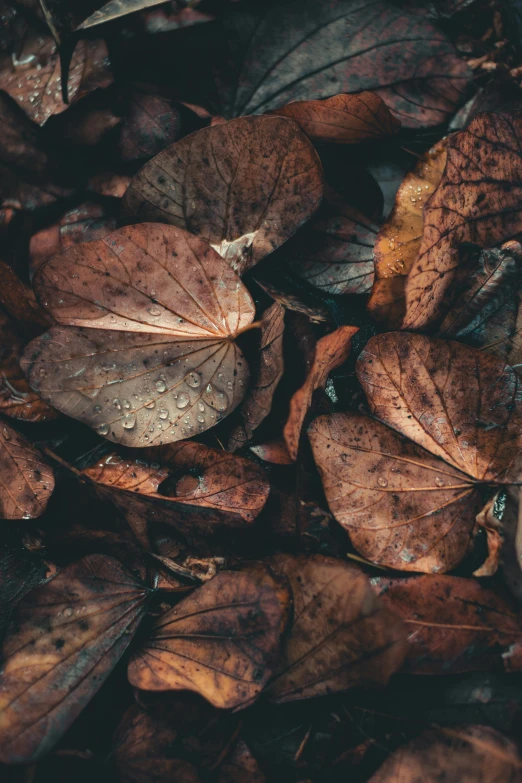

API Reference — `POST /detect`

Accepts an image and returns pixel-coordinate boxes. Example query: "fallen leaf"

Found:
[122,116,323,275]
[284,325,359,460]
[77,0,173,30]
[217,739,265,783]
[229,302,285,450]
[0,530,47,634]
[367,139,447,328]
[0,260,50,331]
[253,278,331,323]
[374,574,522,673]
[308,413,479,572]
[21,223,255,446]
[265,554,407,702]
[269,92,400,144]
[404,110,522,329]
[128,569,287,709]
[215,0,471,128]
[250,440,293,465]
[0,420,54,519]
[0,554,149,764]
[368,725,522,783]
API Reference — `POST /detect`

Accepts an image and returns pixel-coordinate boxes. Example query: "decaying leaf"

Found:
[308,413,479,572]
[21,223,255,446]
[265,554,407,702]
[269,92,400,144]
[368,725,522,783]
[217,738,265,783]
[0,554,149,764]
[0,531,47,634]
[367,139,447,328]
[0,260,50,330]
[128,569,288,709]
[229,302,285,451]
[0,420,54,519]
[404,111,522,329]
[122,116,323,275]
[374,574,522,673]
[250,440,293,465]
[284,325,358,460]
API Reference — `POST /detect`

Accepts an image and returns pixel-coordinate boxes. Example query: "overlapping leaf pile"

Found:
[1,1,522,782]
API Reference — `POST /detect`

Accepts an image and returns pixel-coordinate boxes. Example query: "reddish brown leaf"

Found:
[368,726,522,783]
[284,325,358,460]
[404,111,522,329]
[229,302,285,450]
[0,420,54,519]
[367,139,447,328]
[250,440,293,465]
[128,569,287,709]
[269,92,400,144]
[357,332,522,482]
[0,260,50,331]
[0,555,148,764]
[21,224,255,445]
[122,116,323,275]
[308,413,479,573]
[265,554,407,702]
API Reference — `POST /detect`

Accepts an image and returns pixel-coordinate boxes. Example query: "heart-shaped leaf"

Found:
[21,223,255,446]
[122,116,323,275]
[374,574,522,674]
[265,554,407,702]
[308,413,479,572]
[128,569,288,709]
[404,110,522,329]
[0,554,149,764]
[0,421,55,519]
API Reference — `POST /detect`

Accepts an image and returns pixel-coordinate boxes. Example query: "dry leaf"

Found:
[265,554,407,702]
[0,420,54,519]
[374,574,522,673]
[77,0,171,30]
[217,739,265,783]
[253,278,330,323]
[284,325,358,460]
[367,139,447,328]
[0,554,149,763]
[250,440,293,465]
[0,531,47,633]
[308,413,479,572]
[229,302,285,450]
[269,92,400,144]
[128,569,288,709]
[404,111,522,329]
[21,223,255,446]
[122,116,323,275]
[368,725,522,783]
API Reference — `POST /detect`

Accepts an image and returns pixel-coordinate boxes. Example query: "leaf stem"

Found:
[234,320,263,337]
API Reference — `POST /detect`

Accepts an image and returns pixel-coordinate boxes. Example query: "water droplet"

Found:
[377,476,388,487]
[63,607,74,618]
[197,414,205,423]
[155,380,166,393]
[148,306,161,317]
[123,413,136,429]
[123,399,131,410]
[144,400,155,409]
[94,405,101,413]
[2,427,10,440]
[97,423,109,436]
[113,398,122,411]
[435,476,444,487]
[186,372,201,388]
[158,409,169,419]
[197,401,205,412]
[176,392,190,409]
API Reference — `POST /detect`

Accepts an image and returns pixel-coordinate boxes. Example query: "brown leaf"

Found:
[76,0,172,30]
[21,224,255,446]
[0,554,149,764]
[308,413,479,572]
[284,325,358,460]
[83,441,269,524]
[367,139,447,328]
[357,332,522,482]
[0,420,54,519]
[374,574,522,674]
[122,116,323,275]
[229,302,285,450]
[0,260,50,331]
[218,0,472,128]
[404,111,522,329]
[253,278,331,323]
[265,554,407,702]
[0,32,113,125]
[269,92,400,144]
[128,569,287,709]
[250,440,293,465]
[0,530,47,633]
[368,726,522,783]
[217,739,265,783]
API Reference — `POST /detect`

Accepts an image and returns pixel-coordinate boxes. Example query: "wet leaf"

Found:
[269,92,400,144]
[357,332,522,482]
[229,302,285,450]
[308,413,479,572]
[83,440,270,524]
[368,725,522,783]
[404,110,522,329]
[77,0,173,30]
[21,223,255,446]
[250,440,293,465]
[284,325,358,460]
[0,420,54,519]
[374,574,522,674]
[265,554,407,702]
[367,139,447,328]
[214,0,471,127]
[128,569,287,709]
[0,554,149,764]
[122,116,323,275]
